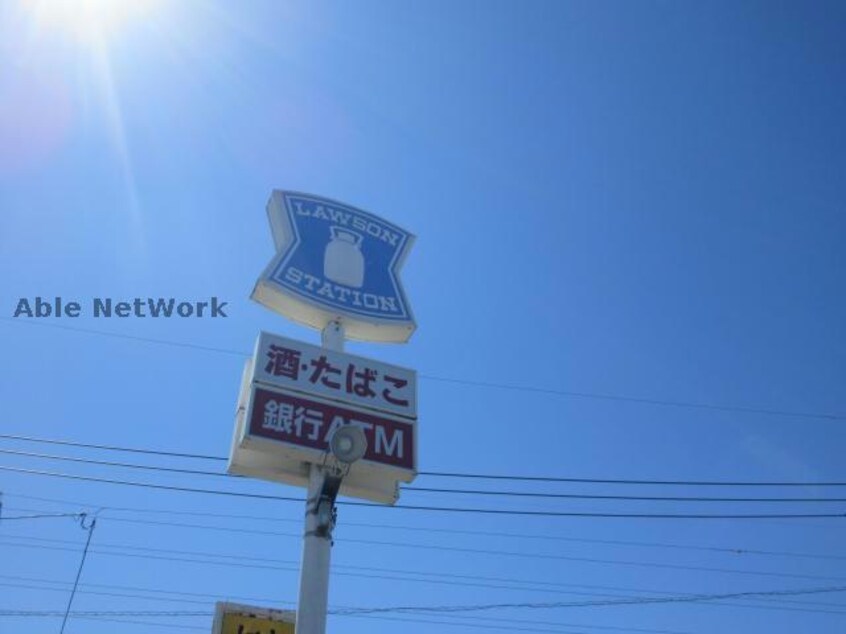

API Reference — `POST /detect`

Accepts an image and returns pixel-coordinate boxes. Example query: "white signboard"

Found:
[228,333,418,504]
[253,331,416,419]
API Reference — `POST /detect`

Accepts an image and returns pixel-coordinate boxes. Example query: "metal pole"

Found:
[295,320,344,634]
[321,319,345,352]
[294,464,332,634]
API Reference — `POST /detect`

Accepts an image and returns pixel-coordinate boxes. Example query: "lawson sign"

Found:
[252,191,416,343]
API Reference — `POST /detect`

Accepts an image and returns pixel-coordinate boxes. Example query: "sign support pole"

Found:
[295,463,332,634]
[294,320,344,634]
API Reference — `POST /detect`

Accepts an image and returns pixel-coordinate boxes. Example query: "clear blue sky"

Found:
[1,1,845,633]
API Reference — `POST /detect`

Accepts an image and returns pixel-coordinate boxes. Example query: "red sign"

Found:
[248,387,414,471]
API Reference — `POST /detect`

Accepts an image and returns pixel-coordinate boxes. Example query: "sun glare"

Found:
[18,0,163,252]
[28,0,158,44]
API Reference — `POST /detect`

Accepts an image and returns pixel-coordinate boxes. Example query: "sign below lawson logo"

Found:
[228,332,418,504]
[254,331,416,419]
[252,191,416,343]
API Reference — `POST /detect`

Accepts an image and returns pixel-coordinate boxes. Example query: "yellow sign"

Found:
[220,612,295,634]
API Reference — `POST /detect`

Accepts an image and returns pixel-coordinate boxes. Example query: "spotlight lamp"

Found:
[329,426,368,465]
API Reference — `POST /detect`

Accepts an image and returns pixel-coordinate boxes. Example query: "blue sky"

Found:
[1,1,845,633]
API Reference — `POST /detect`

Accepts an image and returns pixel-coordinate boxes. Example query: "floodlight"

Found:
[329,426,367,464]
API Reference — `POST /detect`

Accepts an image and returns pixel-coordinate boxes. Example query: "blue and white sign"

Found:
[252,191,416,343]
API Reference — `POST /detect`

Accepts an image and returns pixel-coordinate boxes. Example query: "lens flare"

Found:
[27,0,158,44]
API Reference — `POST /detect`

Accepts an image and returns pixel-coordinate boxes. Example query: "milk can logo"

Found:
[252,190,416,343]
[324,226,365,288]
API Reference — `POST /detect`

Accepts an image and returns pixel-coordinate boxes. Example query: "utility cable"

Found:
[4,464,846,519]
[3,316,844,422]
[4,541,844,618]
[59,514,96,634]
[4,584,846,617]
[0,432,224,462]
[330,584,846,615]
[4,432,846,487]
[7,528,846,586]
[0,576,697,634]
[5,447,846,503]
[10,492,846,563]
[0,512,83,521]
[8,503,846,602]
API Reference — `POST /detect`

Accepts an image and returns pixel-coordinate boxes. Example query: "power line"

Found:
[0,611,207,632]
[7,525,846,586]
[0,463,302,501]
[407,486,846,502]
[5,610,211,617]
[0,576,288,611]
[4,584,846,618]
[60,515,96,634]
[0,604,707,634]
[330,585,846,615]
[4,316,844,422]
[6,527,844,612]
[8,573,840,632]
[0,576,695,634]
[6,509,845,616]
[5,540,844,618]
[7,573,839,632]
[0,433,224,462]
[2,538,658,620]
[0,512,83,522]
[5,432,846,488]
[419,471,846,487]
[6,447,846,504]
[0,316,248,358]
[4,464,845,519]
[11,492,846,563]
[418,374,846,422]
[0,447,230,477]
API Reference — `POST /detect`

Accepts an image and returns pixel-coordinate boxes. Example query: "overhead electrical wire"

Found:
[10,492,846,562]
[0,512,84,522]
[0,608,207,632]
[6,527,846,585]
[0,578,715,634]
[4,447,846,504]
[0,580,696,634]
[11,562,835,620]
[7,507,846,615]
[3,316,844,422]
[59,515,97,634]
[328,584,846,615]
[3,534,834,619]
[15,572,843,634]
[4,432,846,488]
[0,572,602,616]
[0,574,294,610]
[3,464,845,519]
[0,433,225,462]
[3,542,846,619]
[3,520,844,613]
[3,583,846,618]
[417,471,846,486]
